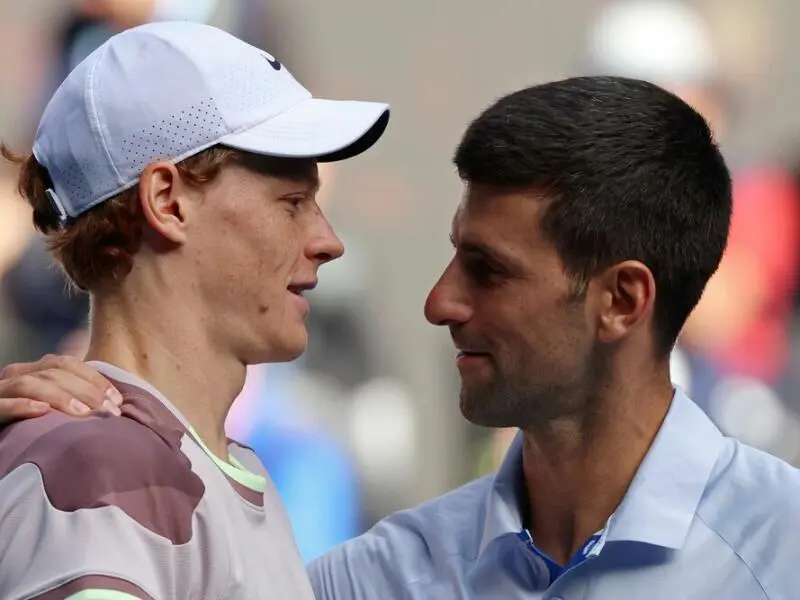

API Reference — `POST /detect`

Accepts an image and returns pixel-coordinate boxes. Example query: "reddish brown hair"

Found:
[1,145,244,292]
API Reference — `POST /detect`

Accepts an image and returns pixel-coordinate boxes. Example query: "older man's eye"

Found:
[463,257,500,286]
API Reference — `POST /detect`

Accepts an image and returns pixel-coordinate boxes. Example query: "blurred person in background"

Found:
[1,236,90,361]
[51,0,219,85]
[4,75,799,599]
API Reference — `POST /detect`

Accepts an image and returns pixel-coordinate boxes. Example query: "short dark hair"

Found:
[454,76,732,355]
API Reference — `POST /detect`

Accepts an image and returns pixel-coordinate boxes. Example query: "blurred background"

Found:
[2,0,800,564]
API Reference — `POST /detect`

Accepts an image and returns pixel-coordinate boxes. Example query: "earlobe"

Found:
[139,161,189,245]
[596,262,655,344]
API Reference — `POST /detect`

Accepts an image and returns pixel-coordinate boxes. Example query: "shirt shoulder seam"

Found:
[695,512,769,599]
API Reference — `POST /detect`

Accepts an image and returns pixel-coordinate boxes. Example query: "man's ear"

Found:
[138,161,190,245]
[593,260,656,345]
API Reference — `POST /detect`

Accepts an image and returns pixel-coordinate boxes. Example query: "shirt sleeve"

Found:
[307,549,358,600]
[0,418,207,600]
[307,536,402,600]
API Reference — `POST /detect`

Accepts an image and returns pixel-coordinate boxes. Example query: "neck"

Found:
[85,289,245,460]
[521,363,673,565]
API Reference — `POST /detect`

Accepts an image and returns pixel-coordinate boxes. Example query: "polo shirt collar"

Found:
[604,388,724,547]
[477,389,725,559]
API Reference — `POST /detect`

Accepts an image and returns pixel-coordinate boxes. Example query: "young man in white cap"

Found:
[0,20,388,600]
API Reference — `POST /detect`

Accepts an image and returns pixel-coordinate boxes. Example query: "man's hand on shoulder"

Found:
[0,355,122,424]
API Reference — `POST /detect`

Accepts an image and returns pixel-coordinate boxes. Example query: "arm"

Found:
[0,355,119,424]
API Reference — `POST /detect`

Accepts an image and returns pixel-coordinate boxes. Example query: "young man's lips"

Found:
[286,282,314,313]
[288,290,310,315]
[287,280,317,314]
[287,280,317,295]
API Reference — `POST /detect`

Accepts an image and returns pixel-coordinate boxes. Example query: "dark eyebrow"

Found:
[451,234,525,274]
[450,232,495,257]
[459,240,499,260]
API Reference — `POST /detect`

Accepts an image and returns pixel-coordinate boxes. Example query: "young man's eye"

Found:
[285,197,304,214]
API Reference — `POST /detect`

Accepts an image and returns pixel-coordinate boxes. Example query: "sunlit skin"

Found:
[84,157,344,459]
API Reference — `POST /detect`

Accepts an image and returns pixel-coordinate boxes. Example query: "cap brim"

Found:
[220,98,390,163]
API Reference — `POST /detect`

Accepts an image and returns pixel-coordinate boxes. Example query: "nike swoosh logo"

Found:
[262,53,282,71]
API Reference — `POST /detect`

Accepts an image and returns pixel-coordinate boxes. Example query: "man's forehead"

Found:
[451,184,545,241]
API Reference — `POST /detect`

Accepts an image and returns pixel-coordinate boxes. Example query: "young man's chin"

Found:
[251,331,308,365]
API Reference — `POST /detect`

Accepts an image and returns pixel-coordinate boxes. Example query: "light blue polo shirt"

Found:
[308,389,800,599]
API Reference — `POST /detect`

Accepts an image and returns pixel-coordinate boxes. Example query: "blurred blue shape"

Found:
[228,362,362,563]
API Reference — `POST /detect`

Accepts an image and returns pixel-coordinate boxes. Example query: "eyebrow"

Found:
[281,175,321,197]
[450,233,526,276]
[450,233,521,270]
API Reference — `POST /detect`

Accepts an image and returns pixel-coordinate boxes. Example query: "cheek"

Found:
[191,227,295,308]
[491,295,587,361]
[242,235,300,302]
[224,214,299,275]
[530,303,592,371]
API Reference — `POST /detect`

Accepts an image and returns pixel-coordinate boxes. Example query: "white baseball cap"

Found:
[33,21,390,223]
